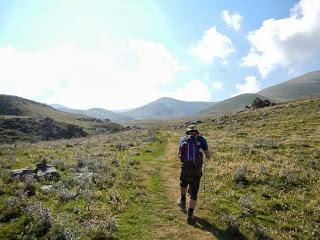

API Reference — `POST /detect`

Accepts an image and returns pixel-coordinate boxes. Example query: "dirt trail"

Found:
[154,134,217,240]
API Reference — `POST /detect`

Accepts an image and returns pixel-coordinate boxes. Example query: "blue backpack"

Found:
[179,135,203,167]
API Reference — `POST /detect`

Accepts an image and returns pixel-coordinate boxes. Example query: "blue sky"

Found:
[0,0,319,109]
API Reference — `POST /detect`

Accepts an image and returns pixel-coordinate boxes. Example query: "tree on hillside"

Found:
[249,97,274,109]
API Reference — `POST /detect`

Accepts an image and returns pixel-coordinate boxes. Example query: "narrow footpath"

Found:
[150,133,217,240]
[118,133,223,240]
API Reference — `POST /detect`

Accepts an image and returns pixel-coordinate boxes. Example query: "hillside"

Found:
[193,97,320,239]
[0,97,319,239]
[0,117,87,144]
[200,93,270,115]
[200,70,320,116]
[52,106,133,124]
[0,95,122,141]
[122,97,215,120]
[258,70,320,101]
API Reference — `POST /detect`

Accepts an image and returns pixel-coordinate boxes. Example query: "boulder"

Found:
[11,160,60,181]
[36,167,59,181]
[11,167,33,180]
[40,185,54,192]
[35,160,52,172]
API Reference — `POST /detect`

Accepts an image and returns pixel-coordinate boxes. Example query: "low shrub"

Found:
[233,165,249,185]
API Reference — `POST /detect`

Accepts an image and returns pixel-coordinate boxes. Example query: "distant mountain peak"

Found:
[121,97,216,120]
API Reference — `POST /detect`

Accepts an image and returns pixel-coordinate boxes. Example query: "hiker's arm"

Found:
[200,136,210,160]
[204,150,211,160]
[177,137,184,160]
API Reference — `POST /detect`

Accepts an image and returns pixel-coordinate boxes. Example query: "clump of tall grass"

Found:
[233,165,249,185]
[239,194,255,215]
[253,138,279,149]
[281,169,300,187]
[58,189,78,202]
[0,196,26,222]
[255,225,272,240]
[221,213,241,235]
[23,202,52,238]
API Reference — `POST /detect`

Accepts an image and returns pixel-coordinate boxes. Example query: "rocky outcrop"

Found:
[40,185,54,192]
[34,160,60,181]
[11,168,33,180]
[11,160,60,181]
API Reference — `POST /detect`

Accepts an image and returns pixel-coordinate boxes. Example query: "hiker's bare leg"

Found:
[189,199,196,209]
[181,187,187,196]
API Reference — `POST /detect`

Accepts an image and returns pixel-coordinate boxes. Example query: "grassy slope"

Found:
[0,97,319,239]
[196,97,320,239]
[200,70,320,117]
[119,97,320,240]
[0,130,166,239]
[258,70,320,101]
[0,94,122,138]
[199,93,270,116]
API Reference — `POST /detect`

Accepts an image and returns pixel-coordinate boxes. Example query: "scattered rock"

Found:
[217,120,226,125]
[111,158,120,167]
[11,167,33,180]
[40,185,54,192]
[115,143,134,150]
[36,167,59,181]
[185,120,203,126]
[11,160,60,181]
[121,125,143,131]
[34,160,60,181]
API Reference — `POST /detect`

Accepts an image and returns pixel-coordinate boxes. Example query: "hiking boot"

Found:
[177,198,186,210]
[186,214,195,225]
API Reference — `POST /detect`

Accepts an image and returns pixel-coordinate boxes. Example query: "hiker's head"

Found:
[186,125,199,135]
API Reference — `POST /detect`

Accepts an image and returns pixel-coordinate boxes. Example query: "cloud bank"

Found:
[189,26,234,64]
[231,76,261,97]
[0,40,192,109]
[167,79,212,102]
[243,0,320,77]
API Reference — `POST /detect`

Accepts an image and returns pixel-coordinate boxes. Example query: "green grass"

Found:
[0,130,166,239]
[191,97,320,239]
[117,136,172,240]
[0,97,319,239]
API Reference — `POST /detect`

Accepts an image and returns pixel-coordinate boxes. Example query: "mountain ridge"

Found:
[257,70,320,101]
[121,97,216,120]
[200,70,320,116]
[51,105,133,124]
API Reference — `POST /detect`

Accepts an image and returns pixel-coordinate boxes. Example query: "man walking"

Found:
[177,125,211,224]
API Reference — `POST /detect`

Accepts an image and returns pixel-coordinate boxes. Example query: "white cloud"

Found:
[128,39,189,83]
[189,26,235,64]
[221,10,242,31]
[231,76,261,97]
[242,0,320,78]
[167,79,212,102]
[213,81,223,90]
[0,40,188,110]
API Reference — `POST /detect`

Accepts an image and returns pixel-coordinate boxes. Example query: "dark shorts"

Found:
[180,163,202,200]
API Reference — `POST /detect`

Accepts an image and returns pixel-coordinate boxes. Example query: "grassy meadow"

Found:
[197,97,320,239]
[0,97,319,239]
[0,129,166,239]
